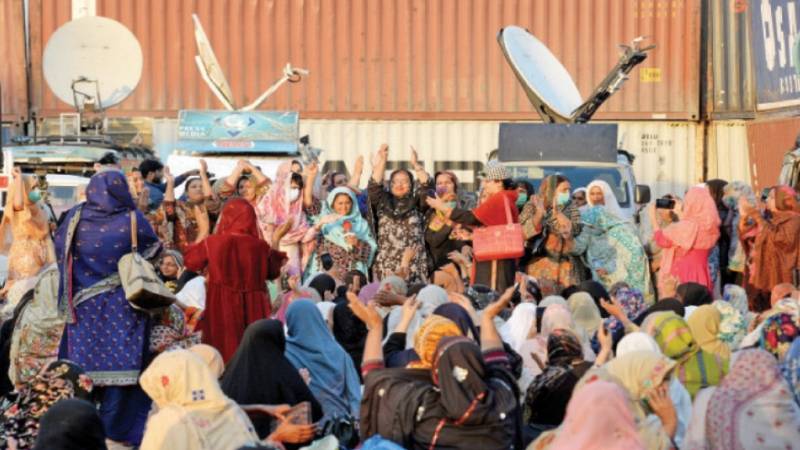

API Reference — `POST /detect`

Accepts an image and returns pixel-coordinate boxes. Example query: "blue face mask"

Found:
[556,192,570,207]
[28,190,41,203]
[516,193,528,207]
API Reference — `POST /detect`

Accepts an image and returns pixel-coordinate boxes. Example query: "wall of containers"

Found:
[2,0,800,193]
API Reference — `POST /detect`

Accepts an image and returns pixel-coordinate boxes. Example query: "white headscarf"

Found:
[386,284,449,348]
[499,303,537,353]
[587,179,626,221]
[616,332,693,449]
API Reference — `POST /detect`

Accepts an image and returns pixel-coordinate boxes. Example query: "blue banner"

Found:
[751,0,800,110]
[176,110,299,153]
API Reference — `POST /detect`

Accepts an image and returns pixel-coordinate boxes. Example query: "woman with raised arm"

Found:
[162,160,221,254]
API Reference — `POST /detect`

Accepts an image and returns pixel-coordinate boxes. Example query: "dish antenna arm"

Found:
[240,64,310,112]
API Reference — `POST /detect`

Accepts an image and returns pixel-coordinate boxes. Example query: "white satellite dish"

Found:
[43,16,142,110]
[498,25,653,123]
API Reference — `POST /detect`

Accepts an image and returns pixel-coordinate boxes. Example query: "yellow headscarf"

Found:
[687,304,730,360]
[407,315,462,369]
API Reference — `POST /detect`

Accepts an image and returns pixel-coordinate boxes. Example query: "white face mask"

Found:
[288,188,300,202]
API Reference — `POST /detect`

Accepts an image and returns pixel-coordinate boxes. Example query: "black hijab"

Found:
[33,399,107,450]
[577,280,611,318]
[380,169,418,220]
[308,273,337,301]
[220,320,323,439]
[633,298,686,325]
[677,282,712,307]
[332,301,367,375]
[433,303,480,343]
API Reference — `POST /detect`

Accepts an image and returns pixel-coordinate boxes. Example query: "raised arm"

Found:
[164,167,176,202]
[348,155,364,190]
[224,160,247,190]
[480,285,516,351]
[11,168,25,211]
[409,146,429,184]
[370,144,389,184]
[244,160,269,187]
[347,292,386,364]
[198,159,213,198]
[303,161,319,209]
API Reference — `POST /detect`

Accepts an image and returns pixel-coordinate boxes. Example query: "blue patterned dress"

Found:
[54,170,160,386]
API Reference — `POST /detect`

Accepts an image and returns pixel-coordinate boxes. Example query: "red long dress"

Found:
[185,198,286,361]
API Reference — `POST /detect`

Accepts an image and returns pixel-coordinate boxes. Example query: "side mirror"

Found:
[635,184,651,204]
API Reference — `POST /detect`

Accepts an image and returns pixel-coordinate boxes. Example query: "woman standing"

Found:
[0,168,55,304]
[426,161,519,291]
[260,162,315,276]
[368,145,431,282]
[304,187,377,280]
[649,186,720,294]
[161,160,220,254]
[184,198,289,361]
[522,175,585,296]
[572,205,653,303]
[585,179,627,220]
[424,171,471,274]
[54,170,160,446]
[740,185,800,312]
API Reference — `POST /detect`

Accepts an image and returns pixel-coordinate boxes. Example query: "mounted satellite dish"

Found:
[192,14,309,112]
[43,16,142,112]
[498,26,654,123]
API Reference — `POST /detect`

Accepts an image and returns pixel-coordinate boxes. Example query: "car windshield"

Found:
[506,165,630,207]
[48,185,81,219]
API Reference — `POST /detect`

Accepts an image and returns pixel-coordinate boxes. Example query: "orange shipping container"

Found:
[28,0,701,120]
[0,0,28,123]
[746,117,800,192]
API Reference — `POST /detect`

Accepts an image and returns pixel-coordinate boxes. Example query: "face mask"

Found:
[28,190,42,203]
[445,201,457,209]
[516,193,528,207]
[556,192,570,207]
[288,188,300,203]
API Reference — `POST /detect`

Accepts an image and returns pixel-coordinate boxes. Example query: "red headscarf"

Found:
[659,186,721,279]
[774,185,800,213]
[216,198,259,238]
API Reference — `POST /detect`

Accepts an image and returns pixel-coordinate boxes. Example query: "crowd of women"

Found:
[0,144,798,450]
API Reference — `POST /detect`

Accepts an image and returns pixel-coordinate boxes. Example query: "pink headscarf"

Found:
[660,186,721,274]
[548,380,644,450]
[257,162,310,245]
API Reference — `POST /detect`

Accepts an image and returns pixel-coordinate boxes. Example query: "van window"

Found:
[507,165,630,207]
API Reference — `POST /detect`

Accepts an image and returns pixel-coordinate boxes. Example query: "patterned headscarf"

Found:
[607,287,647,330]
[780,338,800,405]
[712,300,748,349]
[687,304,730,360]
[759,313,800,361]
[546,329,585,367]
[0,360,93,449]
[407,315,462,370]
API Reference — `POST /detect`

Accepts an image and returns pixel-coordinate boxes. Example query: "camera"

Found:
[655,197,675,209]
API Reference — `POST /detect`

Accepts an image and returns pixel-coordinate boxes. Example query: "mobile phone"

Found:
[793,268,800,289]
[761,187,771,201]
[655,198,675,209]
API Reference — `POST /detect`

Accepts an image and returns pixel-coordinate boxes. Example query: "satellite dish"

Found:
[498,26,653,123]
[43,16,142,110]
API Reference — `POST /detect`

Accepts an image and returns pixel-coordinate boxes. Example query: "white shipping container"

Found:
[301,120,705,199]
[705,120,752,184]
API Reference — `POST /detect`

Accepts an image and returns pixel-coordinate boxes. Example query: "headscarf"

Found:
[539,174,581,233]
[649,312,727,397]
[407,315,462,369]
[704,349,800,450]
[220,319,323,439]
[332,300,368,372]
[608,287,647,329]
[188,344,225,379]
[577,280,611,318]
[711,300,748,349]
[433,303,479,342]
[781,338,800,405]
[659,186,720,272]
[378,169,418,220]
[139,349,260,450]
[533,304,594,363]
[759,313,800,361]
[540,295,567,308]
[604,350,676,404]
[318,187,377,266]
[306,273,337,301]
[215,198,260,238]
[0,360,94,449]
[586,179,626,221]
[542,380,644,450]
[677,282,713,307]
[567,292,602,337]
[499,303,537,353]
[284,300,361,419]
[388,285,450,349]
[33,399,106,450]
[775,185,800,212]
[523,329,591,427]
[379,275,408,296]
[687,304,730,360]
[616,332,662,355]
[722,284,750,317]
[258,162,310,244]
[634,298,686,325]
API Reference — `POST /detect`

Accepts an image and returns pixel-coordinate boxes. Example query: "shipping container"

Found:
[291,120,703,199]
[746,116,800,191]
[0,0,28,123]
[706,120,752,183]
[27,0,701,121]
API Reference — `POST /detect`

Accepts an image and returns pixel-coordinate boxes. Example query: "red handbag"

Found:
[471,194,524,262]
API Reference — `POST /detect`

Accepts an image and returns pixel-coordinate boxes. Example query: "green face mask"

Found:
[516,193,528,207]
[28,189,42,203]
[556,192,570,207]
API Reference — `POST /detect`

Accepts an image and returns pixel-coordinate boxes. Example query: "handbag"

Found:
[471,194,525,262]
[118,211,176,311]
